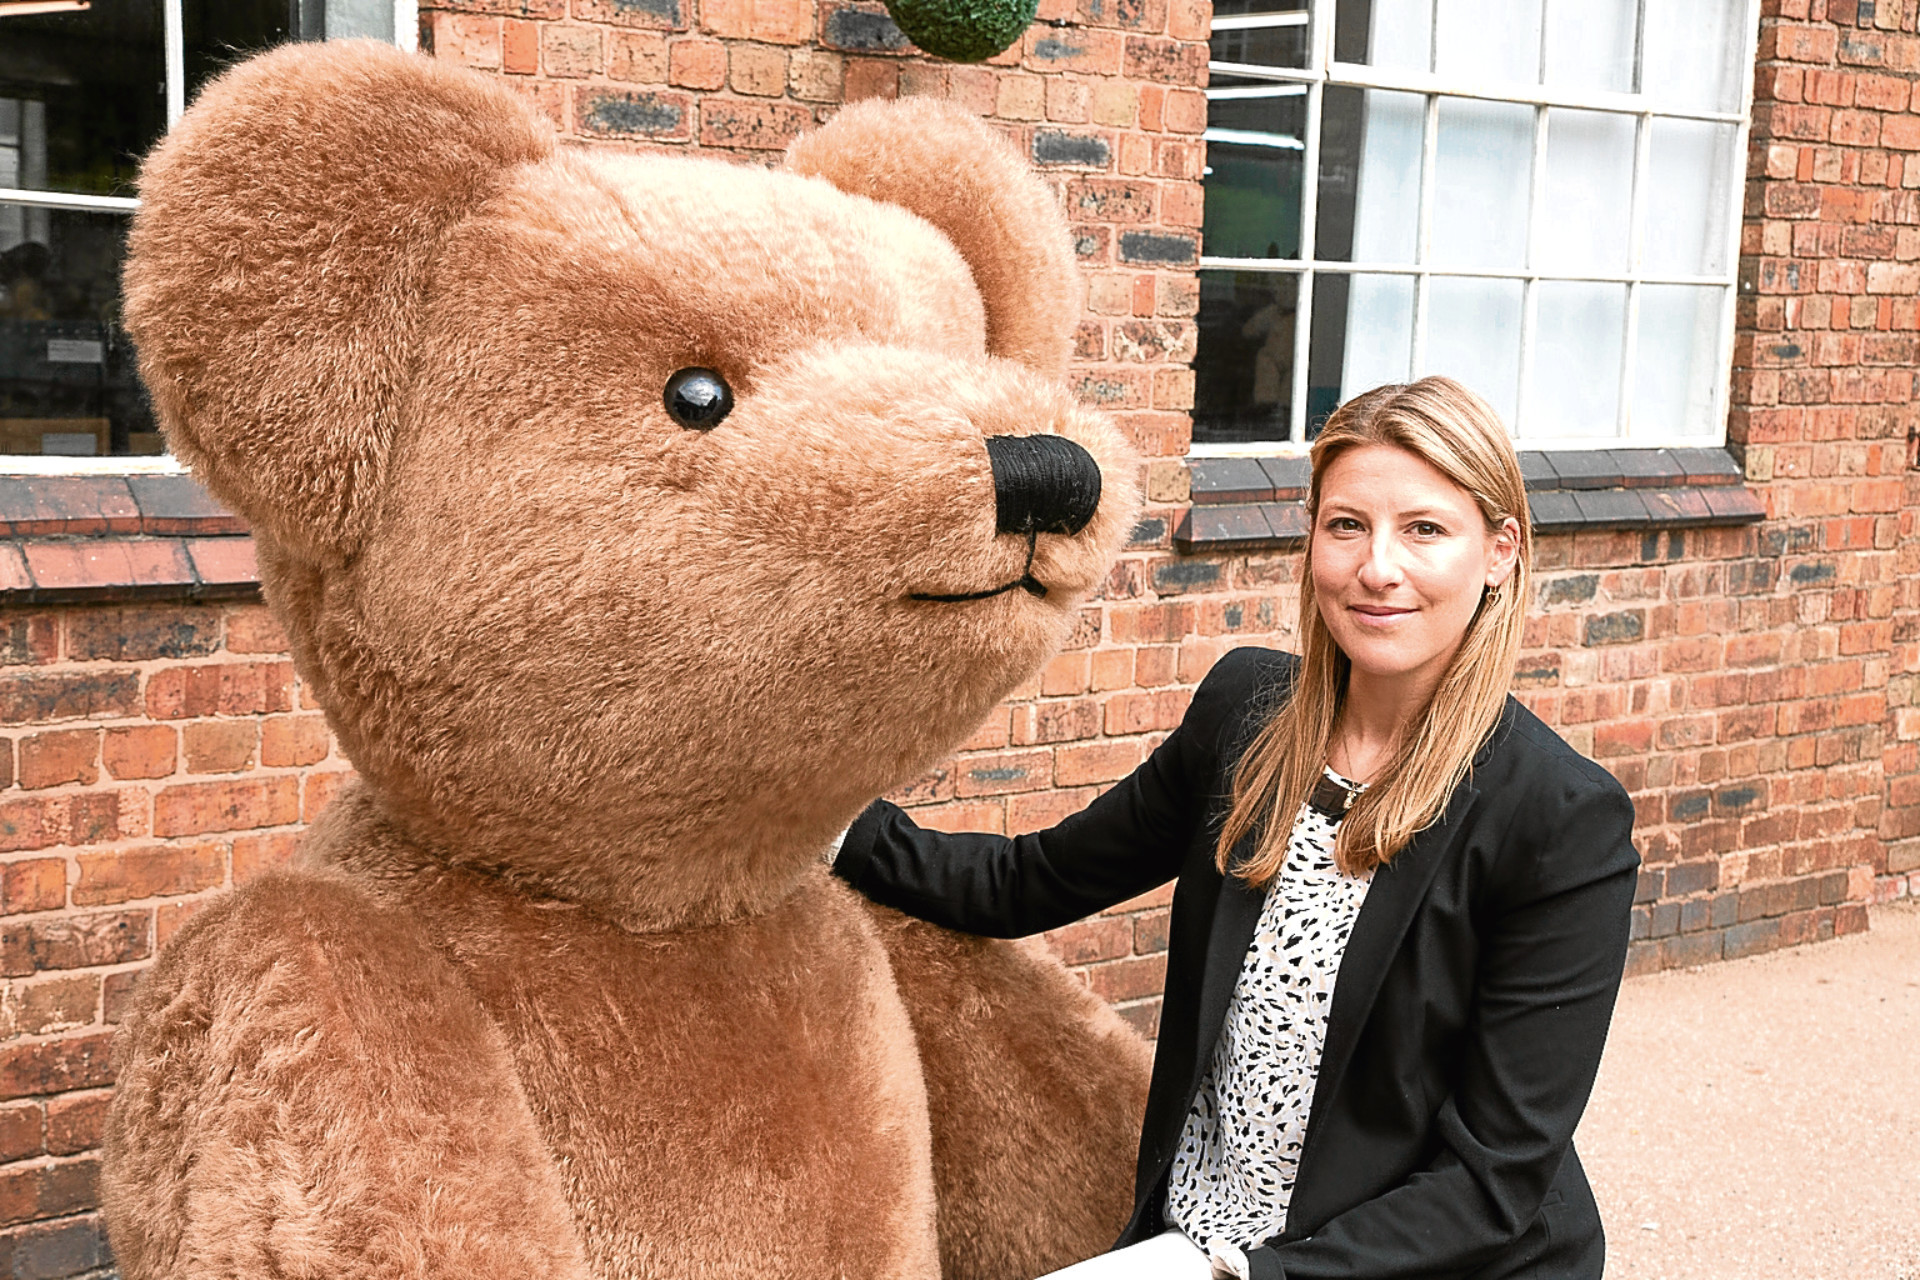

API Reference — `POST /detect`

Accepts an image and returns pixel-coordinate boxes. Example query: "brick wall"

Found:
[0,602,342,1275]
[2,0,1917,1271]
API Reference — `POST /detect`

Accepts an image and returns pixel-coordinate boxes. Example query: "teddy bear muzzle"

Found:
[907,433,1105,605]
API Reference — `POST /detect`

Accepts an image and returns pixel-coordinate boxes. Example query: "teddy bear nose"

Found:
[985,434,1103,537]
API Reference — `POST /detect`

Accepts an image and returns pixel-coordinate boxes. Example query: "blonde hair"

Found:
[1216,377,1532,884]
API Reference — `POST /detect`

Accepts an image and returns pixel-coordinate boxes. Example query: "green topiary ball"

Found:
[883,0,1040,63]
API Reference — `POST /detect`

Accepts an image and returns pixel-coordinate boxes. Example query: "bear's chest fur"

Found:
[358,860,940,1279]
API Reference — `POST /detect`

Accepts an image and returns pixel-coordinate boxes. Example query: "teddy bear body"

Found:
[103,41,1151,1280]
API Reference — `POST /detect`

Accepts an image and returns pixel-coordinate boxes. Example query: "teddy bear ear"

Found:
[786,98,1078,381]
[123,41,553,566]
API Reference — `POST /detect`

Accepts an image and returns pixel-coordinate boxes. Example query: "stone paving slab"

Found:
[1578,900,1920,1279]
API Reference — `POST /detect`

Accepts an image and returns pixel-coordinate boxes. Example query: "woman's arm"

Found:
[834,647,1282,938]
[1247,767,1639,1280]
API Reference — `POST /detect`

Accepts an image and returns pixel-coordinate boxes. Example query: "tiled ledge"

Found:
[0,475,258,604]
[1176,447,1767,553]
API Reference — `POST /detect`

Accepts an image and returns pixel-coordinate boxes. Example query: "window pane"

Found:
[1203,77,1308,259]
[1643,0,1750,114]
[1537,109,1634,274]
[1,208,157,456]
[1193,269,1300,445]
[1644,119,1737,277]
[1543,0,1638,94]
[1210,0,1309,70]
[1431,99,1533,271]
[1329,272,1415,411]
[1527,282,1625,439]
[0,3,165,200]
[1335,0,1433,72]
[1323,88,1423,264]
[1434,0,1541,85]
[1423,277,1522,425]
[184,1,298,102]
[1633,284,1724,438]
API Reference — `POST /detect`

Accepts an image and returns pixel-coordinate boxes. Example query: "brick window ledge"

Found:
[0,474,259,604]
[1176,447,1767,553]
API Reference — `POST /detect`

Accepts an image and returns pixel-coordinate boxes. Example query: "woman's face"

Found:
[1310,443,1520,694]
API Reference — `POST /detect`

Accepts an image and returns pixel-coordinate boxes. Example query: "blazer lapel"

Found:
[1291,780,1481,1191]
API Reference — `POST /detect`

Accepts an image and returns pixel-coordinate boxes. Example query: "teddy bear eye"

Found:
[664,367,734,431]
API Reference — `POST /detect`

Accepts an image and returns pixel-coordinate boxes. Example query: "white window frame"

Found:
[0,0,417,475]
[1194,0,1764,455]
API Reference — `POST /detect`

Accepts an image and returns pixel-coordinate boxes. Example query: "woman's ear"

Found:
[785,98,1078,382]
[1486,515,1522,588]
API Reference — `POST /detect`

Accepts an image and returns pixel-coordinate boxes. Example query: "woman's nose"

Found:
[1357,534,1404,589]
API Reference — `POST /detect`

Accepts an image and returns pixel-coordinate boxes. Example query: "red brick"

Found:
[0,1102,40,1163]
[1008,785,1100,833]
[699,98,812,149]
[222,606,287,654]
[232,832,300,884]
[1084,952,1168,1002]
[259,715,331,768]
[1044,916,1133,965]
[101,726,176,782]
[153,778,299,838]
[0,1033,113,1101]
[955,749,1052,797]
[182,721,257,775]
[423,12,503,69]
[74,843,224,907]
[15,731,98,791]
[0,672,140,726]
[1054,739,1145,786]
[0,911,148,977]
[501,18,538,73]
[143,662,293,720]
[608,29,669,82]
[1,974,98,1039]
[574,0,688,27]
[302,770,353,823]
[45,1089,109,1157]
[1,861,64,916]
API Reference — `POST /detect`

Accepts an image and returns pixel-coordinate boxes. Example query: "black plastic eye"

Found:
[664,367,733,430]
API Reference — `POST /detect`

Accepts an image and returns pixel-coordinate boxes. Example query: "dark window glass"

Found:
[1202,75,1307,260]
[0,2,165,200]
[185,2,297,102]
[0,209,157,456]
[1210,1,1310,70]
[1192,269,1299,446]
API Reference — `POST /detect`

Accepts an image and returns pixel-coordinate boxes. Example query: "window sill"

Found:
[0,474,257,604]
[1175,447,1766,552]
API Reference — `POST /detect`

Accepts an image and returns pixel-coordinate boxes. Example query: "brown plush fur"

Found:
[105,39,1149,1280]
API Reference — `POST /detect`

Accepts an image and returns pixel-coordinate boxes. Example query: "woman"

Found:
[833,377,1639,1279]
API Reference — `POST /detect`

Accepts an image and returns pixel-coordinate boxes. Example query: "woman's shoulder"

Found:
[1478,699,1630,803]
[1476,700,1639,872]
[1189,645,1295,730]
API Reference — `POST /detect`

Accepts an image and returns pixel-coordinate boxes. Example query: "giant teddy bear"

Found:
[101,38,1156,1280]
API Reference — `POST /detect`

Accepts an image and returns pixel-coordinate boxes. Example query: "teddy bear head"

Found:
[123,42,1139,929]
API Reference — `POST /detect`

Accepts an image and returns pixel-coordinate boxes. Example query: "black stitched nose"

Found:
[985,434,1102,537]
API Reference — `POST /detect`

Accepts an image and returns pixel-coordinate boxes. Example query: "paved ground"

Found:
[1577,900,1920,1279]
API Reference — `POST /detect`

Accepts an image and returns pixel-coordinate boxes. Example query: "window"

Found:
[0,0,415,470]
[1192,0,1761,451]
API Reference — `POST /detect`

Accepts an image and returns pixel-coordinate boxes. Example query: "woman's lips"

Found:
[1350,603,1415,624]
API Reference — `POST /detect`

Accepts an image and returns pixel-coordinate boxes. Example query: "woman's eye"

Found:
[1410,521,1444,538]
[664,367,733,430]
[1326,516,1362,532]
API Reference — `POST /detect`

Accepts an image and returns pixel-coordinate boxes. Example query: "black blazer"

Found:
[834,647,1640,1280]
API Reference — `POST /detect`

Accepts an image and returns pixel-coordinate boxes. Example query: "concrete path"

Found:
[1577,900,1920,1279]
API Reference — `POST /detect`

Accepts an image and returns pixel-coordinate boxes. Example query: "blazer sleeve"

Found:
[1247,761,1640,1280]
[832,647,1278,938]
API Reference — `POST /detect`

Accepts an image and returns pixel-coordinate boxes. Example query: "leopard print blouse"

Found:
[1164,768,1374,1254]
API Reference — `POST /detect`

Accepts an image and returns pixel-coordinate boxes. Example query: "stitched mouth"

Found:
[908,531,1050,603]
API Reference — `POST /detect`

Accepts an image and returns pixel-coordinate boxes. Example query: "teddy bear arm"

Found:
[102,871,591,1280]
[862,903,1154,1280]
